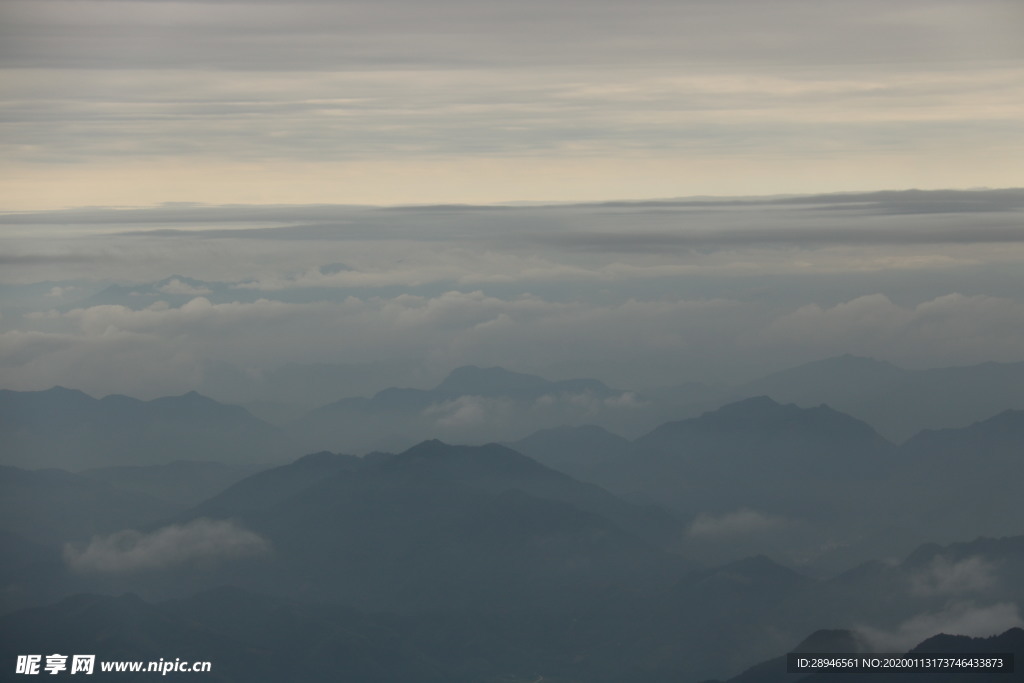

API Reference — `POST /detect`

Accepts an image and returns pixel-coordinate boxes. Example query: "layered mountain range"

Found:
[3,358,1024,681]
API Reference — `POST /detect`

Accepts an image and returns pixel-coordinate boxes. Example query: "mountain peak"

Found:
[389,440,553,481]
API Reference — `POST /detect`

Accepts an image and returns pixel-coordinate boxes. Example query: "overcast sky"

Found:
[1,1,1022,404]
[1,0,1022,208]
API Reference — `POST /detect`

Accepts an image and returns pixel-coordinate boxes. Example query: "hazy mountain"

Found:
[168,440,686,612]
[532,397,898,572]
[506,424,631,483]
[0,529,66,614]
[619,396,894,517]
[0,583,817,683]
[0,466,179,547]
[80,461,267,507]
[884,410,1024,544]
[730,355,1024,442]
[734,354,908,410]
[793,534,1024,639]
[0,387,297,470]
[434,365,615,400]
[185,450,362,517]
[0,592,286,682]
[366,440,682,546]
[291,365,651,454]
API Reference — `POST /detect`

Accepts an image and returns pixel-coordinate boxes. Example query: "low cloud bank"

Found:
[64,518,270,574]
[859,601,1023,652]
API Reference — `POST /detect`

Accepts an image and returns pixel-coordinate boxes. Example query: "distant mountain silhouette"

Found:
[81,460,266,507]
[290,365,644,454]
[884,411,1024,544]
[731,355,1024,442]
[507,424,630,481]
[736,354,907,408]
[0,387,297,469]
[186,450,361,517]
[0,465,179,546]
[612,396,893,518]
[434,365,614,399]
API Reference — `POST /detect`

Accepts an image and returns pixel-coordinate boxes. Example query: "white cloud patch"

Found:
[688,509,789,538]
[424,395,511,430]
[45,286,76,298]
[858,601,1023,652]
[910,556,997,597]
[64,518,270,574]
[158,279,213,296]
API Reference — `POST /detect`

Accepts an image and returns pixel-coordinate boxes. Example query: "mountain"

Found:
[551,397,899,572]
[722,627,1024,682]
[0,528,66,614]
[80,460,267,507]
[290,365,650,454]
[731,356,1024,442]
[434,365,614,400]
[0,592,286,682]
[0,467,184,614]
[0,387,297,470]
[620,396,894,517]
[506,424,631,482]
[185,450,361,517]
[901,408,1024,458]
[725,629,874,683]
[735,354,908,411]
[884,410,1024,544]
[162,441,687,612]
[0,466,180,546]
[798,628,1024,683]
[367,440,681,546]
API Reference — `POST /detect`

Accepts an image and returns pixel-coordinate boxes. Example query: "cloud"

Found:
[63,519,270,574]
[910,556,997,597]
[688,509,789,538]
[157,278,213,296]
[418,390,646,443]
[858,602,1023,652]
[424,395,512,430]
[753,293,1024,367]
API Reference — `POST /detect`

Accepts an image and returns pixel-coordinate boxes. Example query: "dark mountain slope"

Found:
[162,441,686,612]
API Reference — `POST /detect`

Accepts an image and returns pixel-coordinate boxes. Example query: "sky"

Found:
[0,1,1023,405]
[1,0,1022,208]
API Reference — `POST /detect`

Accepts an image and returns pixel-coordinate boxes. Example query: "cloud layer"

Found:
[64,519,271,574]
